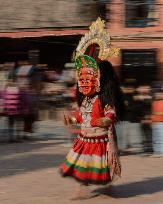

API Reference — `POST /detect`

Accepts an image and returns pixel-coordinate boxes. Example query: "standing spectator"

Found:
[21,84,39,139]
[117,86,135,151]
[152,91,163,155]
[117,86,143,153]
[3,79,21,142]
[137,86,153,153]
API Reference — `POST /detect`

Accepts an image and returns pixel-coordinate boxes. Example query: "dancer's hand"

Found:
[63,111,77,126]
[63,111,70,125]
[107,142,121,178]
[107,142,118,163]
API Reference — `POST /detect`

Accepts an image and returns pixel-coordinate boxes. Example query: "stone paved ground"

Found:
[0,118,163,204]
[0,140,163,203]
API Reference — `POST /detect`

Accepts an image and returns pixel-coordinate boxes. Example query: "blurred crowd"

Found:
[117,83,163,156]
[0,62,163,156]
[0,78,39,142]
[0,62,76,142]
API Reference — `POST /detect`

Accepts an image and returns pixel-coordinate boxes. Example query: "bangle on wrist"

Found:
[69,117,77,125]
[101,118,112,127]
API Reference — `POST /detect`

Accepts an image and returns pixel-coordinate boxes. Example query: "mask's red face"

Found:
[78,67,96,96]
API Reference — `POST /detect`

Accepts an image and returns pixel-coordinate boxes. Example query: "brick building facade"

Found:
[108,0,163,84]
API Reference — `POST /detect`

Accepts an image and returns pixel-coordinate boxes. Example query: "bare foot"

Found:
[70,184,93,200]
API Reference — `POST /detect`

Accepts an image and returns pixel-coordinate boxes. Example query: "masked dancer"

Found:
[60,18,125,199]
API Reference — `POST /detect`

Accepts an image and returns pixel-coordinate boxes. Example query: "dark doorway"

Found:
[0,35,81,72]
[121,49,157,86]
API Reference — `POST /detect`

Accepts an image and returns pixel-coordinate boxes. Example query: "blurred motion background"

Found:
[0,0,163,156]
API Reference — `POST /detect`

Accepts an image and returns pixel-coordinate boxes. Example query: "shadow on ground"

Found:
[0,140,68,157]
[93,176,163,198]
[0,152,65,178]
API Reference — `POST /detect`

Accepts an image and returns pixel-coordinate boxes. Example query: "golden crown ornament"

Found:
[74,17,120,60]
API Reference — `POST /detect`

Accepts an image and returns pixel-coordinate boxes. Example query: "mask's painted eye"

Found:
[86,79,91,83]
[79,79,85,84]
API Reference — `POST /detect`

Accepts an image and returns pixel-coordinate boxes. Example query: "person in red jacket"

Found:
[152,90,163,155]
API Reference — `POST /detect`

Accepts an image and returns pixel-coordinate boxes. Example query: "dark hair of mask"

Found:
[76,61,125,121]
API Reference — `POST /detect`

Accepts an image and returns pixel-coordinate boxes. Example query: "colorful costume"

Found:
[61,95,117,184]
[60,18,121,185]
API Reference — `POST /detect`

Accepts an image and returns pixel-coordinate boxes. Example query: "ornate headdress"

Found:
[74,17,120,72]
[74,17,120,94]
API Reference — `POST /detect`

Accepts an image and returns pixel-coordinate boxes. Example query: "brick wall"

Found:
[107,0,163,81]
[0,0,100,31]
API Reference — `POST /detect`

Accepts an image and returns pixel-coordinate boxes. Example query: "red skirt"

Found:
[60,134,111,185]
